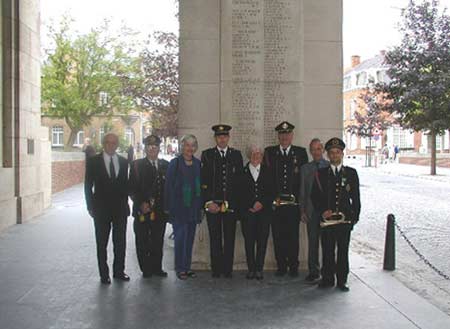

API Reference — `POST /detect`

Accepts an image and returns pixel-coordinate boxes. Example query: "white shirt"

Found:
[147,158,158,170]
[279,145,291,156]
[249,163,261,182]
[103,152,119,178]
[217,146,228,158]
[330,163,343,176]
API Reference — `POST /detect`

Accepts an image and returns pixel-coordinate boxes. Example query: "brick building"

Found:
[343,52,450,157]
[41,111,151,151]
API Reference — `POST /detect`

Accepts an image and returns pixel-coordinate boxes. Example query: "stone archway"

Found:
[1,0,343,271]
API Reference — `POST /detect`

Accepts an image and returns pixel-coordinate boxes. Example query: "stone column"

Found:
[179,0,342,270]
[0,0,51,231]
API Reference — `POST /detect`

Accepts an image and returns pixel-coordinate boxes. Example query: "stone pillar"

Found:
[179,0,342,270]
[0,0,51,231]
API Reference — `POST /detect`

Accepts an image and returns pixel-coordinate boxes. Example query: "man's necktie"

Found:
[220,150,225,158]
[110,156,116,179]
[283,149,288,157]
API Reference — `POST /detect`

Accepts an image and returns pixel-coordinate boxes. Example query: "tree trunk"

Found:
[368,137,372,167]
[65,129,78,151]
[430,130,437,175]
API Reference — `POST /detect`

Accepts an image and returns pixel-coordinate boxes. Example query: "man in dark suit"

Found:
[201,124,244,278]
[264,121,308,277]
[299,138,329,282]
[129,135,169,278]
[311,137,361,292]
[84,132,130,284]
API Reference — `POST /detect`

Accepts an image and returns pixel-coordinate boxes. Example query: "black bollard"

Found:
[383,214,396,271]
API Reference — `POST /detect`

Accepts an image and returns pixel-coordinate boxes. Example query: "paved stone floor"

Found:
[1,185,449,329]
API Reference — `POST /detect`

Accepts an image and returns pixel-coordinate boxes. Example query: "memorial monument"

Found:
[179,0,343,269]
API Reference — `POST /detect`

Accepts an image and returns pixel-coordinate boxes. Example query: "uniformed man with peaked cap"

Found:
[201,124,244,278]
[264,121,309,277]
[128,134,169,278]
[311,137,361,291]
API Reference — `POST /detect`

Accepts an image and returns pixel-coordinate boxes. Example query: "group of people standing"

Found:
[84,120,361,292]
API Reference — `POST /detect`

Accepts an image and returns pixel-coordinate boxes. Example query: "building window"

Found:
[99,127,105,144]
[343,76,351,90]
[350,98,357,120]
[392,126,415,149]
[99,92,108,106]
[343,100,347,120]
[376,70,390,84]
[125,127,135,146]
[356,72,367,86]
[52,126,64,147]
[73,130,85,147]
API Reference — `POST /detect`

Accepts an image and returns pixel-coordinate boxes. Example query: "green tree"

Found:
[41,17,141,149]
[378,0,450,175]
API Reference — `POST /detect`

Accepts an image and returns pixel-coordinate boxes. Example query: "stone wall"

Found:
[0,0,51,232]
[399,155,450,168]
[51,152,85,194]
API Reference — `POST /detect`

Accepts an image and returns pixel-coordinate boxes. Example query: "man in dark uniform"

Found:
[264,121,308,277]
[311,137,361,292]
[201,124,244,278]
[129,135,169,278]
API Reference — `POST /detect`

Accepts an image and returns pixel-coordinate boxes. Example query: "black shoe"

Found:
[246,271,255,280]
[100,277,111,285]
[289,269,299,278]
[224,273,233,279]
[305,273,320,282]
[337,283,350,292]
[255,272,264,280]
[275,269,287,277]
[113,273,130,281]
[153,270,168,278]
[318,279,334,288]
[142,272,152,278]
[212,272,221,278]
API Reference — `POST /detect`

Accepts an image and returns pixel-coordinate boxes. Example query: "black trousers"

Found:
[133,216,167,275]
[241,210,270,272]
[321,225,351,285]
[271,206,300,271]
[206,213,237,275]
[93,215,127,279]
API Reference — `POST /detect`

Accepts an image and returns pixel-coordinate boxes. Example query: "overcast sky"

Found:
[41,0,450,66]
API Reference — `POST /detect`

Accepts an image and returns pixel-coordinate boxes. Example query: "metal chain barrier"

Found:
[394,220,450,281]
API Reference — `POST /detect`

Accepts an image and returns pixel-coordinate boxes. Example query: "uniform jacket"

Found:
[263,145,308,200]
[200,147,244,210]
[311,165,361,224]
[128,157,169,218]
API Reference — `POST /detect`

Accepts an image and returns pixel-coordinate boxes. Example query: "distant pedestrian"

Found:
[382,144,389,164]
[394,145,399,161]
[82,138,96,159]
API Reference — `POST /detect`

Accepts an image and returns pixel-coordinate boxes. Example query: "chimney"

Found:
[351,55,361,68]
